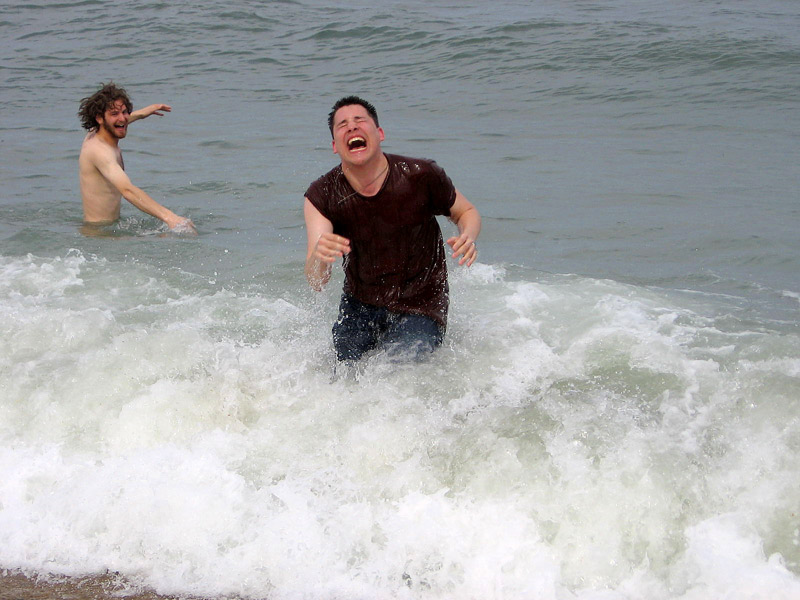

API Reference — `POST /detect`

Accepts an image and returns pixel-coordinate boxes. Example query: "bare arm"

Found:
[129,103,172,124]
[447,189,481,266]
[304,198,350,291]
[92,146,195,231]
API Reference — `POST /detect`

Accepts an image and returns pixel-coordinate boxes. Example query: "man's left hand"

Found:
[140,103,172,118]
[447,233,478,266]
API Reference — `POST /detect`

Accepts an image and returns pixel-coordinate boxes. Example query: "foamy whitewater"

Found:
[1,0,799,598]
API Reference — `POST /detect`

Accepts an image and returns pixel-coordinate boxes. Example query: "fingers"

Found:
[315,233,350,263]
[460,241,477,266]
[149,104,172,117]
[447,235,478,266]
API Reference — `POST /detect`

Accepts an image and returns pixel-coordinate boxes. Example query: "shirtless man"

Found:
[304,96,481,363]
[78,82,195,232]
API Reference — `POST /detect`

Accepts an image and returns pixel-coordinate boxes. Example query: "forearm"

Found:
[128,111,146,124]
[305,254,332,291]
[129,103,171,124]
[122,185,181,228]
[455,205,481,241]
[304,199,345,290]
[446,191,481,266]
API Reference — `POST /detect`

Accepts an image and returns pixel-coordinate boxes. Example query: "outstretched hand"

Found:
[129,103,172,123]
[447,233,478,266]
[140,103,172,118]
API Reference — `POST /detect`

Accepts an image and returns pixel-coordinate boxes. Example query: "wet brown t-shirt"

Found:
[305,154,457,326]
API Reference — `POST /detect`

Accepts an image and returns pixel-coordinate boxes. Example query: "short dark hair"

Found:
[78,82,133,131]
[327,96,379,137]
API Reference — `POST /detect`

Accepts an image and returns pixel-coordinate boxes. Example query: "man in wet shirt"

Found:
[304,96,481,363]
[78,82,196,232]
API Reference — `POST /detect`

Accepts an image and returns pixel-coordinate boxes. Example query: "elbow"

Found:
[120,185,141,202]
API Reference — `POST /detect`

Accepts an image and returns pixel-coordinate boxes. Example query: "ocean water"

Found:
[1,1,799,599]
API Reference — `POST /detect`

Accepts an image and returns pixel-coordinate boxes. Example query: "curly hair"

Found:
[78,82,133,131]
[327,96,379,137]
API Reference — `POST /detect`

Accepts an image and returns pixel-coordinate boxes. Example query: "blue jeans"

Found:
[332,294,445,363]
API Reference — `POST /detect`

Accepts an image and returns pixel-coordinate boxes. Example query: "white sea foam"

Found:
[781,290,800,312]
[1,253,798,599]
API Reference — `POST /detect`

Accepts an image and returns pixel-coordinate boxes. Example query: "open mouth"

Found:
[347,137,366,151]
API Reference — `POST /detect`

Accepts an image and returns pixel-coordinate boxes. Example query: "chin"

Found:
[348,150,371,162]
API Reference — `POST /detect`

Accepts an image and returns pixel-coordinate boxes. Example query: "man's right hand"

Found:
[313,232,351,263]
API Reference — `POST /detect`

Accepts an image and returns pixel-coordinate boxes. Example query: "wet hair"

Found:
[327,96,379,137]
[78,82,133,131]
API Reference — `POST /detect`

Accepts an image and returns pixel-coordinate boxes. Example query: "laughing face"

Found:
[331,104,385,166]
[97,99,130,140]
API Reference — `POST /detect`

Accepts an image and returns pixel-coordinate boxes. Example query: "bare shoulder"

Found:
[80,131,114,165]
[81,131,103,153]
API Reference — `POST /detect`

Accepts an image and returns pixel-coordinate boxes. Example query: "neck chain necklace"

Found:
[345,159,389,197]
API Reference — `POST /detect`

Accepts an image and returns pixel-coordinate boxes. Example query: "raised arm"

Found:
[304,198,350,291]
[129,103,172,124]
[447,189,481,266]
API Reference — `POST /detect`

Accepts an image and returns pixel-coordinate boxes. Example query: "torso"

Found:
[306,153,457,325]
[79,131,123,223]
